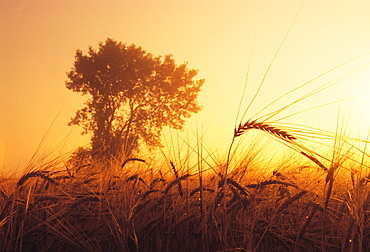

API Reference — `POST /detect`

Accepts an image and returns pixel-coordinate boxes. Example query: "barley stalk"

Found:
[234,120,297,141]
[226,178,249,196]
[296,202,322,240]
[149,178,166,189]
[246,179,298,189]
[276,190,308,215]
[300,151,328,171]
[72,196,101,208]
[17,171,58,187]
[190,187,214,196]
[121,158,146,168]
[126,174,139,182]
[170,161,183,197]
[162,174,192,196]
[151,174,192,210]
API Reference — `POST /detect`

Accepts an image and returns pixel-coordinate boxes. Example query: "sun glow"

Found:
[2,0,370,173]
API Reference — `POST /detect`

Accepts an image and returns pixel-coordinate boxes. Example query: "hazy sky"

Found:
[2,0,370,174]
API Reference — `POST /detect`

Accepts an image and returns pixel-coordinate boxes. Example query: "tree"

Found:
[66,38,204,161]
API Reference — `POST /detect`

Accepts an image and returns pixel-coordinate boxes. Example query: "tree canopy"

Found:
[66,38,204,160]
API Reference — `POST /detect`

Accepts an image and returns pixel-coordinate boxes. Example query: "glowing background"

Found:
[1,0,370,174]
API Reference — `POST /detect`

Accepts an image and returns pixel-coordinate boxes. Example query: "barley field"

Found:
[2,114,370,252]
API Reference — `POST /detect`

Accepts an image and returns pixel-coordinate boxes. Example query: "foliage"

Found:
[66,147,91,172]
[66,38,204,160]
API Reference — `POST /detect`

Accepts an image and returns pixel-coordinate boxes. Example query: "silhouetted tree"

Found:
[66,38,204,161]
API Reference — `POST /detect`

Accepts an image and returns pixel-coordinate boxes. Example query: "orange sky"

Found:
[2,0,370,174]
